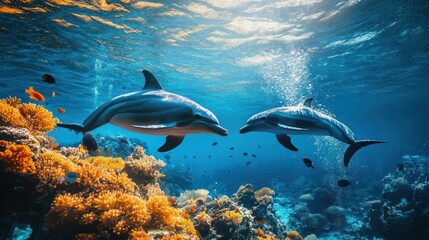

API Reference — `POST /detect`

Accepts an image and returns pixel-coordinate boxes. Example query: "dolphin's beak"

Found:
[208,124,228,136]
[239,124,252,134]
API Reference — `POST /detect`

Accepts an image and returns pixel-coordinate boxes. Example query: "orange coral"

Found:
[74,233,98,240]
[286,230,303,240]
[35,151,79,188]
[159,234,186,240]
[47,190,197,238]
[86,156,125,170]
[0,141,35,173]
[146,195,196,235]
[129,228,151,240]
[0,100,26,128]
[0,97,58,134]
[18,102,58,133]
[223,210,243,224]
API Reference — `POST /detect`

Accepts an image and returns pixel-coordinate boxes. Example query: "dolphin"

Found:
[239,98,385,167]
[57,70,228,152]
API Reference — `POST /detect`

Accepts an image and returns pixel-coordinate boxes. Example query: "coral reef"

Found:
[124,146,166,185]
[0,98,199,239]
[178,185,288,240]
[0,97,58,135]
[365,155,429,239]
[0,140,35,174]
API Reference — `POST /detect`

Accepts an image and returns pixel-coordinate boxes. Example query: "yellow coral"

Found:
[286,230,303,240]
[86,156,125,170]
[255,187,275,199]
[195,211,211,224]
[0,141,35,174]
[124,146,166,185]
[223,210,243,224]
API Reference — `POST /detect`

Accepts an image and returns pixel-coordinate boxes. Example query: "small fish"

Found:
[212,142,218,146]
[42,73,56,84]
[25,86,45,102]
[246,161,252,166]
[254,217,266,224]
[52,92,56,97]
[57,108,65,113]
[119,138,128,144]
[303,157,315,169]
[59,172,78,183]
[228,169,231,173]
[184,155,187,159]
[251,154,256,158]
[397,163,404,171]
[164,154,171,160]
[229,155,233,158]
[230,147,234,150]
[122,86,126,90]
[243,152,248,156]
[192,156,196,159]
[208,155,212,159]
[337,179,350,188]
[82,132,98,153]
[258,145,261,149]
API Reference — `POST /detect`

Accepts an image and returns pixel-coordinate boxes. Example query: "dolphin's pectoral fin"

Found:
[277,123,308,131]
[142,70,163,90]
[276,134,298,151]
[158,135,185,152]
[298,97,314,107]
[132,123,175,130]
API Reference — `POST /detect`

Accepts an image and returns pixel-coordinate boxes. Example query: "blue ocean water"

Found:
[1,0,428,239]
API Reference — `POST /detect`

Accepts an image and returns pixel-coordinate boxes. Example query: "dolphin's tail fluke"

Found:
[57,123,86,132]
[344,140,386,167]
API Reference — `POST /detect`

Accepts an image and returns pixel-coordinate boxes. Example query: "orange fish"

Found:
[25,86,45,102]
[57,108,65,113]
[52,92,56,97]
[254,217,267,224]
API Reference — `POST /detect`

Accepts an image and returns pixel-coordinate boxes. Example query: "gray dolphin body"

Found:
[239,98,385,167]
[57,70,228,152]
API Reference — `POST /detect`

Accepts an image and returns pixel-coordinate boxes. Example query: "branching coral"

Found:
[18,102,59,134]
[146,195,196,235]
[124,146,165,185]
[86,156,125,170]
[223,210,243,224]
[0,99,26,128]
[0,140,35,174]
[47,191,197,238]
[0,97,58,134]
[35,151,79,188]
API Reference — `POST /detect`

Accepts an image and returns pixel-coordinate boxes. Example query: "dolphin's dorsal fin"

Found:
[142,70,163,90]
[299,97,313,107]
